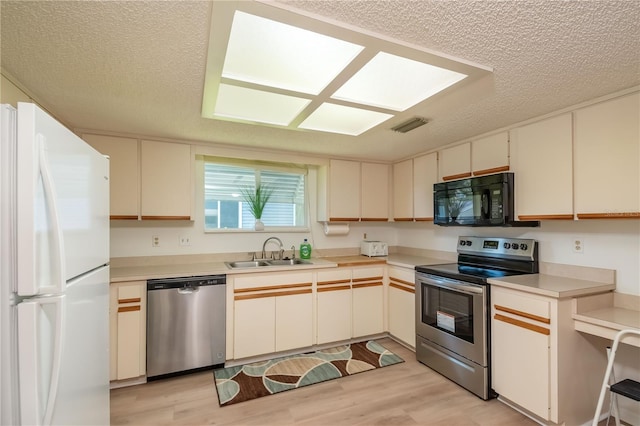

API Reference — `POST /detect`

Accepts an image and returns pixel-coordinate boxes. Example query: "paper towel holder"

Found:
[323,222,350,236]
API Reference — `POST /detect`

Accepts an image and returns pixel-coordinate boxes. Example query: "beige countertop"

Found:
[488,274,616,299]
[109,253,450,282]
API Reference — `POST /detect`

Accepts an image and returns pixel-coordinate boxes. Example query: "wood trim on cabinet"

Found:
[442,172,472,181]
[577,212,640,219]
[234,288,312,300]
[360,218,389,222]
[414,217,434,222]
[393,218,414,222]
[389,277,414,287]
[494,304,550,324]
[140,215,191,221]
[110,215,139,220]
[317,285,351,293]
[234,283,312,294]
[352,281,383,289]
[518,214,574,220]
[494,313,550,335]
[329,217,360,222]
[389,282,415,293]
[118,305,141,313]
[472,165,510,176]
[118,298,141,304]
[317,279,351,286]
[352,276,384,283]
[334,260,386,267]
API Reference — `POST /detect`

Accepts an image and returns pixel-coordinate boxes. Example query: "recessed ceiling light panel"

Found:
[214,84,311,126]
[332,52,468,111]
[223,11,364,95]
[299,103,393,136]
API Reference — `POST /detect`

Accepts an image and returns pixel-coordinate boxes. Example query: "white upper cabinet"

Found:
[324,159,361,221]
[510,113,574,220]
[471,132,509,176]
[361,162,390,221]
[83,134,139,220]
[439,142,471,181]
[413,152,438,221]
[574,92,640,218]
[140,140,192,220]
[392,159,413,221]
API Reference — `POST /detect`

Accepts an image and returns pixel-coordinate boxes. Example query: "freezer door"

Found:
[16,103,109,296]
[18,266,109,425]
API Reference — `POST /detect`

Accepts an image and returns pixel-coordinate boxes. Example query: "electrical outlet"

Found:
[179,236,191,246]
[573,237,584,254]
[152,236,160,247]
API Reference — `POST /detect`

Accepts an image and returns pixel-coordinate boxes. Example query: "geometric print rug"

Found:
[213,340,404,406]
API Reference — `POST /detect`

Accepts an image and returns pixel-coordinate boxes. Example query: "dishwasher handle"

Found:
[177,286,199,295]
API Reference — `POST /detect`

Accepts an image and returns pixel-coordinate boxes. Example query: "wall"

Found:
[1,75,32,106]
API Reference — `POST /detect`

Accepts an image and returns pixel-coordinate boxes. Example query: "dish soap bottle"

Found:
[300,239,312,259]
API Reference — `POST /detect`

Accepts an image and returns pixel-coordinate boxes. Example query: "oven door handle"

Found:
[418,275,484,295]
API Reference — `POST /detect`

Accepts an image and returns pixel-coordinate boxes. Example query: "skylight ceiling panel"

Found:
[299,103,393,136]
[331,52,468,111]
[214,84,311,126]
[222,11,364,95]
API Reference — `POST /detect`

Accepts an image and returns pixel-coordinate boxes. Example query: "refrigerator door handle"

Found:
[18,295,66,426]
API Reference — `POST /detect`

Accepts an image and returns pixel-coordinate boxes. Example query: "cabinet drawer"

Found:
[117,284,142,303]
[492,288,550,319]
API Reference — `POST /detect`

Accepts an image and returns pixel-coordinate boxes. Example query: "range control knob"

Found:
[459,240,466,246]
[503,242,511,249]
[512,243,520,250]
[521,243,528,251]
[465,240,472,246]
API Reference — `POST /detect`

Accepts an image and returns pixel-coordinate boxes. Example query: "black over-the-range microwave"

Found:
[433,172,540,227]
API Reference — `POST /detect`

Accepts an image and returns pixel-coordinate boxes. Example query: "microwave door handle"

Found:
[482,190,490,219]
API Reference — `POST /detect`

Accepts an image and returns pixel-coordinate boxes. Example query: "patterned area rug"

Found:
[213,340,404,406]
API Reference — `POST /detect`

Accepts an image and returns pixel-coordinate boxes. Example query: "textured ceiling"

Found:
[1,0,639,162]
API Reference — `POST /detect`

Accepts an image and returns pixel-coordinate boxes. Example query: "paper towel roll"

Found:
[323,222,350,236]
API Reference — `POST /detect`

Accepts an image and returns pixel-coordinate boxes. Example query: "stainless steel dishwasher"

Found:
[146,274,226,379]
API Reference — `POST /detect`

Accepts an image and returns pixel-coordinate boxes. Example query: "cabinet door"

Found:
[510,113,574,220]
[276,293,313,352]
[83,134,139,220]
[234,297,276,359]
[352,267,384,337]
[393,159,413,221]
[140,140,192,220]
[317,269,352,344]
[439,142,471,181]
[387,267,416,347]
[491,288,551,420]
[110,281,146,381]
[413,152,438,221]
[361,162,389,221]
[471,132,509,176]
[329,159,360,221]
[574,92,640,218]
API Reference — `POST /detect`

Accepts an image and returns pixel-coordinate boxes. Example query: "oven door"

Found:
[415,272,487,366]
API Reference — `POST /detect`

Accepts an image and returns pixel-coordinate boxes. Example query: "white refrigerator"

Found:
[0,103,110,425]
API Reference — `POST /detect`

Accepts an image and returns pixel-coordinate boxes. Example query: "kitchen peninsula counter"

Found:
[488,273,615,299]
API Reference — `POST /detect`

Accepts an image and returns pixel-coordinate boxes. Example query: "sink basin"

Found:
[266,259,312,266]
[225,260,270,268]
[225,259,312,269]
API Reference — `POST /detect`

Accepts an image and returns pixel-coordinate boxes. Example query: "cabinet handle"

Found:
[110,215,138,220]
[414,217,434,222]
[235,288,312,300]
[494,304,550,324]
[317,285,351,293]
[389,277,414,287]
[140,215,191,220]
[352,276,383,283]
[317,279,350,286]
[234,283,312,294]
[329,217,359,222]
[473,165,510,176]
[576,212,640,219]
[118,305,140,313]
[494,313,550,335]
[442,172,472,181]
[118,298,141,304]
[352,281,383,289]
[393,218,414,222]
[518,214,574,220]
[389,283,414,294]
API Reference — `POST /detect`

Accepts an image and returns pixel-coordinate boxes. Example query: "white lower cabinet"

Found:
[233,271,313,359]
[387,266,416,348]
[316,269,352,344]
[109,281,146,381]
[352,266,385,338]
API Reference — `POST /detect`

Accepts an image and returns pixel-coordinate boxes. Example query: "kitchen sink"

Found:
[224,259,312,269]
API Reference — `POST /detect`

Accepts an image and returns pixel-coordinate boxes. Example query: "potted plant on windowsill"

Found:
[241,184,273,231]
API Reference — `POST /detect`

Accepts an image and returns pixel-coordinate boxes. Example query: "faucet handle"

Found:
[290,245,296,259]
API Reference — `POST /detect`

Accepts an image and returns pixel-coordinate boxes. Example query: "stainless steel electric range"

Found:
[415,236,538,400]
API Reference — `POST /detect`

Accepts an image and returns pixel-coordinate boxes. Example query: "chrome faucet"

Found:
[290,245,296,260]
[262,236,283,260]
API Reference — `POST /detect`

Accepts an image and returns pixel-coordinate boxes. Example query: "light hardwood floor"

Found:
[110,338,537,425]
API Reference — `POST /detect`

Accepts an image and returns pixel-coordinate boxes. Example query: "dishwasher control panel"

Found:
[147,274,226,290]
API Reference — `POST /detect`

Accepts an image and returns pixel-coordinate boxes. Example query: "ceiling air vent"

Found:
[391,117,429,133]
